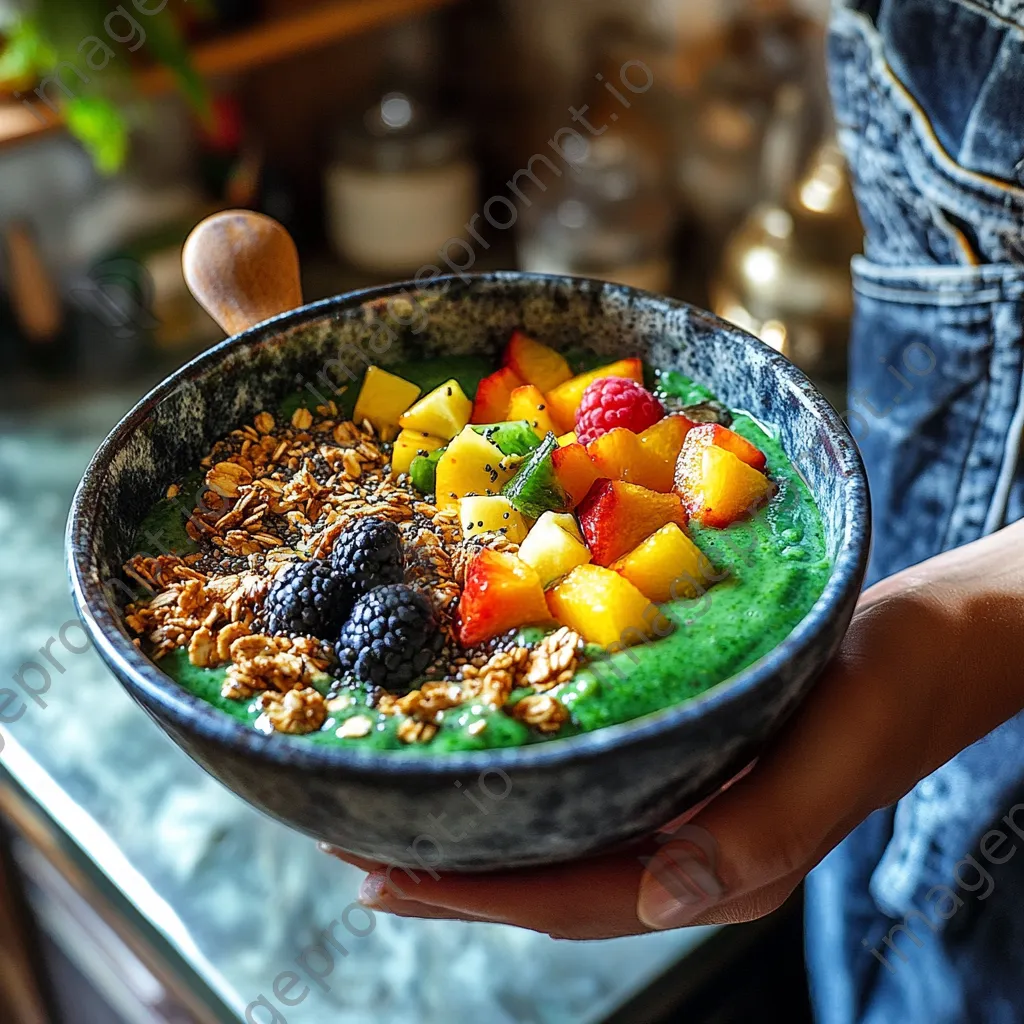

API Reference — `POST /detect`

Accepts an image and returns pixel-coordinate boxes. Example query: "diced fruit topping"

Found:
[545,357,645,433]
[507,384,561,439]
[610,523,715,602]
[456,548,551,647]
[586,427,673,492]
[472,366,523,423]
[329,517,405,599]
[458,496,529,544]
[398,378,472,440]
[435,426,515,510]
[502,330,572,394]
[575,377,665,446]
[551,442,600,507]
[557,431,577,446]
[638,414,695,470]
[546,564,672,649]
[353,367,421,441]
[391,429,445,479]
[675,443,775,528]
[517,511,592,588]
[578,479,688,566]
[502,432,574,520]
[686,423,768,472]
[264,558,354,640]
[409,448,444,494]
[335,584,443,692]
[544,511,585,543]
[473,421,542,456]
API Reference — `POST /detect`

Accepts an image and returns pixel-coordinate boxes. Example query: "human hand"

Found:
[326,520,1024,938]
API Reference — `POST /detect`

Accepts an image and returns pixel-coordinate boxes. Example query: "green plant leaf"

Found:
[64,95,128,174]
[0,19,58,82]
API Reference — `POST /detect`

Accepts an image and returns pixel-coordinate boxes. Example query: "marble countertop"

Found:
[0,385,710,1024]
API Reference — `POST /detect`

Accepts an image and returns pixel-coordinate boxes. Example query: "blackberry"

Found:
[335,584,442,691]
[330,517,405,597]
[263,559,353,639]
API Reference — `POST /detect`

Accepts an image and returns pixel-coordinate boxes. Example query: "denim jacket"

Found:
[806,3,1024,1022]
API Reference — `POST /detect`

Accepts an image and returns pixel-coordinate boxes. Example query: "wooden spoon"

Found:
[182,210,303,336]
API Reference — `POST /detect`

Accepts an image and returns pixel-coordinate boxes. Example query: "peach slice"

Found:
[503,331,572,394]
[577,479,688,566]
[457,548,552,647]
[471,366,523,423]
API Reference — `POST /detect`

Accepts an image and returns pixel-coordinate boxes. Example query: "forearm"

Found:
[838,517,1024,803]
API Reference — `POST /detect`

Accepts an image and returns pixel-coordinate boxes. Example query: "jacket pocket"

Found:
[849,257,1024,584]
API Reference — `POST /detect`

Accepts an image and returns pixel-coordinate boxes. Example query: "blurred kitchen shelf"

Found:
[136,0,461,94]
[0,0,460,148]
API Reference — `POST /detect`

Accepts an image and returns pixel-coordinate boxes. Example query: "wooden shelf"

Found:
[139,0,459,93]
[0,0,459,147]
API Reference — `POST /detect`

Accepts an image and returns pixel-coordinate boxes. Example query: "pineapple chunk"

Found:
[435,426,516,511]
[611,523,715,602]
[518,511,591,588]
[391,429,445,479]
[545,511,584,544]
[557,431,578,446]
[352,367,421,441]
[458,496,529,544]
[546,564,672,648]
[398,379,472,440]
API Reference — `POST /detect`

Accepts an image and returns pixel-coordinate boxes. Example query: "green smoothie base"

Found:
[136,360,831,753]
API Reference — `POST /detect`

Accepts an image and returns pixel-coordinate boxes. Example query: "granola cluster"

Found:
[124,402,580,744]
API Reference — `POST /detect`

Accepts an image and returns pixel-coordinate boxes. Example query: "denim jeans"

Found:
[806,3,1024,1021]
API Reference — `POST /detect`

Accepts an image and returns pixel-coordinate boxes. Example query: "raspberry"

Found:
[329,516,405,597]
[263,559,353,640]
[574,377,665,445]
[335,584,443,692]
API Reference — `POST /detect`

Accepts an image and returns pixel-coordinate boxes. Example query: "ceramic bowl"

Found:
[67,273,869,871]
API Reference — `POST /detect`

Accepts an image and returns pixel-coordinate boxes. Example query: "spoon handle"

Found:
[182,210,303,336]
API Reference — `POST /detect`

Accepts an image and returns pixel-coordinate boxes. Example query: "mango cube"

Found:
[458,496,528,544]
[391,429,445,479]
[507,384,561,439]
[544,357,644,433]
[586,427,673,492]
[546,564,672,648]
[518,511,592,588]
[435,426,515,511]
[353,367,421,440]
[611,523,715,602]
[551,442,600,507]
[398,378,472,440]
[674,428,774,528]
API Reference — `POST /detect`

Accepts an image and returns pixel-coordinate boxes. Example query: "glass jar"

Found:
[325,92,478,274]
[516,134,675,293]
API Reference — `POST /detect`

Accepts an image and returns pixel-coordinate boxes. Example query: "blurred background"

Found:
[0,1,860,1022]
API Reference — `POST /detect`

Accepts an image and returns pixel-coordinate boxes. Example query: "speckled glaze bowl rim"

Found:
[67,272,870,777]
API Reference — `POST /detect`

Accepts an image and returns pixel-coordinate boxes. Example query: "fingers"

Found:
[359,850,653,939]
[636,618,927,930]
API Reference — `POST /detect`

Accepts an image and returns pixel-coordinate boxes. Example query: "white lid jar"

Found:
[325,93,479,275]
